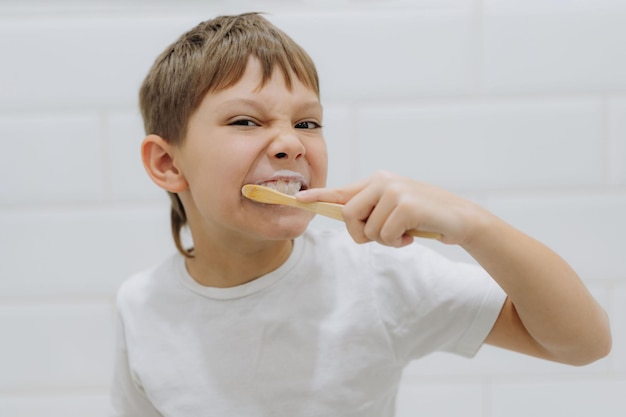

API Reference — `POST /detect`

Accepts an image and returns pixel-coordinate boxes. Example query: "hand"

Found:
[296,171,487,247]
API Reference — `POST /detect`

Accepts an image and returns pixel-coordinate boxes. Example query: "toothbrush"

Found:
[241,184,442,240]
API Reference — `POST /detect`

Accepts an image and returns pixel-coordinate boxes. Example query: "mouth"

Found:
[257,179,308,196]
[254,171,309,196]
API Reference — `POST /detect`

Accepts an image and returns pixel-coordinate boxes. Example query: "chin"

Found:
[257,216,312,241]
[241,202,315,240]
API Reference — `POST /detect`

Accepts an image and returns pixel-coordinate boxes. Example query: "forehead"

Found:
[210,57,320,103]
[189,61,322,125]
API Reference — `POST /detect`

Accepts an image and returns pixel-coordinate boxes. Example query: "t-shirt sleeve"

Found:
[368,242,506,362]
[109,309,163,417]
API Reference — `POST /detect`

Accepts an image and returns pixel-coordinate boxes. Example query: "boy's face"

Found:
[174,57,327,244]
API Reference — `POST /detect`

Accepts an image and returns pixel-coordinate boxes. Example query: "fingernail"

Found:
[294,189,309,199]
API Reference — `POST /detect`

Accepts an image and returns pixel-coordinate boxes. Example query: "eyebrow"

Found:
[219,98,323,114]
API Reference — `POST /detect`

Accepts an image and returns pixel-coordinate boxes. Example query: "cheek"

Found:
[206,143,254,179]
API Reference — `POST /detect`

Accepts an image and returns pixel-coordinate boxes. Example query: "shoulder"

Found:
[115,253,181,313]
[301,227,454,266]
[300,227,466,288]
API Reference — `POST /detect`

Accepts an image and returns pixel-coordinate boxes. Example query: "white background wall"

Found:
[0,0,625,416]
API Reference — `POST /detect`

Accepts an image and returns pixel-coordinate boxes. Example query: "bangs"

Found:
[201,22,319,97]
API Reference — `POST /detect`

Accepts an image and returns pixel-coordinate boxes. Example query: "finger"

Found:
[357,188,397,243]
[295,179,369,204]
[361,191,423,247]
[343,179,404,244]
[379,205,419,247]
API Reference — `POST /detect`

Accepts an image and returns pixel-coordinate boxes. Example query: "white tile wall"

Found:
[0,113,104,204]
[271,9,478,100]
[0,302,114,390]
[609,97,626,185]
[613,284,626,373]
[485,193,626,282]
[1,1,624,416]
[355,98,605,189]
[483,0,626,94]
[0,15,197,109]
[0,205,173,297]
[106,110,168,200]
[319,105,358,187]
[395,382,484,417]
[492,379,626,417]
[0,394,109,417]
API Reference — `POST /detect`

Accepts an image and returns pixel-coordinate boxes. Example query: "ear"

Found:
[141,134,189,193]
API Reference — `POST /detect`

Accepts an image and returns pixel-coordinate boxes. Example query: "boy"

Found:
[110,13,611,416]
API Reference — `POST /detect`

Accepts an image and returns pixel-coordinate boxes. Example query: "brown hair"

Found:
[139,13,320,256]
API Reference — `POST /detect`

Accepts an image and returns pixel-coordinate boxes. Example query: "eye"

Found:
[229,119,259,127]
[295,121,322,129]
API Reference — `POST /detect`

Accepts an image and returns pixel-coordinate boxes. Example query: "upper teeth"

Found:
[263,180,302,196]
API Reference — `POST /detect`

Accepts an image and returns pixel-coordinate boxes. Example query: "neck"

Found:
[184,238,294,288]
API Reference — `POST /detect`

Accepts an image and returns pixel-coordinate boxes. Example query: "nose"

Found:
[269,126,305,161]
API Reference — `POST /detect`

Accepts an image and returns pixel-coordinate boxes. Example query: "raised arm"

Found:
[296,171,611,365]
[462,209,610,365]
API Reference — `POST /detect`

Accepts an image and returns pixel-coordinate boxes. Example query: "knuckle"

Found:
[379,229,400,247]
[362,223,378,241]
[344,219,369,244]
[351,229,370,244]
[373,170,393,182]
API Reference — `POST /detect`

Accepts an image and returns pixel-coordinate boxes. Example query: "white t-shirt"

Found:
[110,228,506,417]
